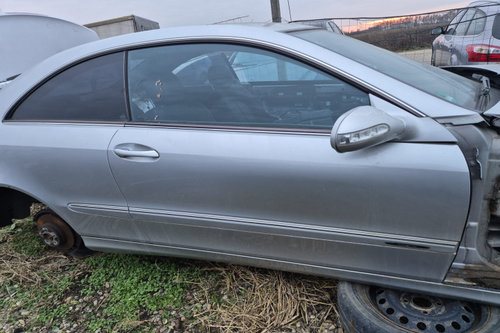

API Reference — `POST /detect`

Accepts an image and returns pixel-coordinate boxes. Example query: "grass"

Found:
[1,218,46,256]
[0,217,341,332]
[80,254,207,331]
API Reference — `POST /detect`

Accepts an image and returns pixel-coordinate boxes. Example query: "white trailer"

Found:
[85,15,160,39]
[0,13,99,82]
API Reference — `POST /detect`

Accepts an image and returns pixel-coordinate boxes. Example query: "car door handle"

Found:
[113,144,159,159]
[114,149,159,158]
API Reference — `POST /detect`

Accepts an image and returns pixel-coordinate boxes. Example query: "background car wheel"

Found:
[337,281,500,333]
[35,210,92,256]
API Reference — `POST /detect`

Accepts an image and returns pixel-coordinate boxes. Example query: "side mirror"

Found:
[331,106,406,153]
[431,27,444,35]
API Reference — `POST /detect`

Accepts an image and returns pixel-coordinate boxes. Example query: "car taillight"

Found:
[466,44,500,62]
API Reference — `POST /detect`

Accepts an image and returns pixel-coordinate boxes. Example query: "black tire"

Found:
[337,281,500,333]
[34,210,93,257]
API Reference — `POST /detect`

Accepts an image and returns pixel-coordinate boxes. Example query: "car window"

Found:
[454,9,475,36]
[446,9,466,35]
[9,52,127,122]
[293,20,343,34]
[293,29,482,111]
[230,52,331,82]
[466,10,486,35]
[493,14,500,39]
[328,21,343,34]
[127,43,369,130]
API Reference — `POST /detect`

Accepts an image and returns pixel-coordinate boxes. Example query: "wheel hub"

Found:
[373,287,478,333]
[38,226,65,247]
[36,214,75,250]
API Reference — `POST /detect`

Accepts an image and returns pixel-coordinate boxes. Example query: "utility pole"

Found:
[270,0,282,22]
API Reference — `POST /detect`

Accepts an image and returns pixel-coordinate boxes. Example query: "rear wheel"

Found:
[35,210,92,256]
[337,281,500,333]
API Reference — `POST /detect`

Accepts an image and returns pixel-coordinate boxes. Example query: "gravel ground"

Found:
[398,48,433,64]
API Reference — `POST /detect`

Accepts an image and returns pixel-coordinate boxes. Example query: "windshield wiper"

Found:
[473,74,491,111]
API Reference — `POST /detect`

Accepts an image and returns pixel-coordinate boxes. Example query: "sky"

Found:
[0,0,471,27]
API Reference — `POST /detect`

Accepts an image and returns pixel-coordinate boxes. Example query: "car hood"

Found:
[441,65,500,122]
[441,64,500,78]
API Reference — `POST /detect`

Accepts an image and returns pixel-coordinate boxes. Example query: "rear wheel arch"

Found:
[0,187,92,255]
[0,187,39,227]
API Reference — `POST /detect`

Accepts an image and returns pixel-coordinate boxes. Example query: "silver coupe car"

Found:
[2,23,500,332]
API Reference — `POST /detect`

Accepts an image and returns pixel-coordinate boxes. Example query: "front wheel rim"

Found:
[370,287,483,333]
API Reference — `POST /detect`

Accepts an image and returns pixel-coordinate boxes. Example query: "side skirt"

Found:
[83,236,500,306]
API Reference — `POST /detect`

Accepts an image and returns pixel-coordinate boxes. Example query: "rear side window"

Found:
[10,52,127,122]
[493,14,500,40]
[454,9,475,36]
[466,10,486,35]
[446,9,466,35]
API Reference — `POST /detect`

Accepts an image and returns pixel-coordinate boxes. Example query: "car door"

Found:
[452,8,488,65]
[435,9,466,66]
[447,9,477,65]
[108,42,470,281]
[2,52,130,239]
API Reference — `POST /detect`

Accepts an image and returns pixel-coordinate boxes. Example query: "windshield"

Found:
[292,29,496,112]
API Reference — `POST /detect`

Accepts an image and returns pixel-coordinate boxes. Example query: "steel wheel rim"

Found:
[369,286,483,333]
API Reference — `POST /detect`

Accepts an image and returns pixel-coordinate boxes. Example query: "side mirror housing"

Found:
[431,27,444,35]
[331,106,406,153]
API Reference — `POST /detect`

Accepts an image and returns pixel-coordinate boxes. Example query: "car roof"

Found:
[469,1,500,9]
[1,24,321,85]
[469,1,500,5]
[0,24,324,105]
[220,22,318,33]
[0,24,480,120]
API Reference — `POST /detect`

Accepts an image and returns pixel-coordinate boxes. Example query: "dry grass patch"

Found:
[0,219,78,287]
[195,265,340,332]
